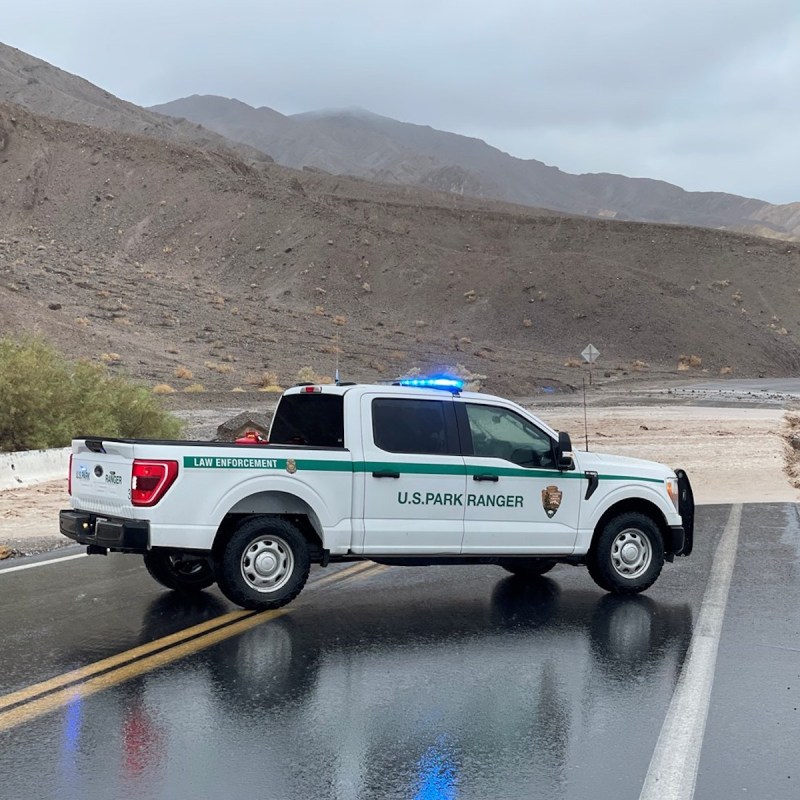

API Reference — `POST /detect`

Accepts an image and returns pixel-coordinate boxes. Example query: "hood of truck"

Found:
[574,450,675,481]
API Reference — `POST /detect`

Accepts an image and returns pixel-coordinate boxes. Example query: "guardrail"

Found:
[0,448,70,492]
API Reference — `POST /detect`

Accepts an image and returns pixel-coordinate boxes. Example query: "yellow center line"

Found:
[0,609,254,713]
[0,560,383,726]
[0,607,288,734]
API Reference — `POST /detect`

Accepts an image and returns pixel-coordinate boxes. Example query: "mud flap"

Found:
[675,469,695,556]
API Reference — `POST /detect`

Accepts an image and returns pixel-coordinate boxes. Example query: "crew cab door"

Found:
[457,401,582,553]
[359,393,466,553]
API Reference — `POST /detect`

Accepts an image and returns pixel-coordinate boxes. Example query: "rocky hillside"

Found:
[2,100,800,399]
[152,95,800,241]
[0,43,272,166]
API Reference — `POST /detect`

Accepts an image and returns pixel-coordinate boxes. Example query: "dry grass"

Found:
[205,361,234,374]
[175,366,193,380]
[254,370,280,389]
[183,383,206,393]
[100,352,121,363]
[678,354,703,369]
[296,366,333,384]
[152,384,176,394]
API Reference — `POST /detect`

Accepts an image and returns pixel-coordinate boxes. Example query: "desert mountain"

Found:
[2,99,800,399]
[0,43,271,166]
[152,95,800,241]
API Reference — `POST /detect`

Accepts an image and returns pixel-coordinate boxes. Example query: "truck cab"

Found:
[61,378,694,610]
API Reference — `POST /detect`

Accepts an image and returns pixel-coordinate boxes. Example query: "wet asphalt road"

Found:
[0,504,798,800]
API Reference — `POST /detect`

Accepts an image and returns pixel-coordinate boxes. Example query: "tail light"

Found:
[68,454,73,496]
[131,460,178,507]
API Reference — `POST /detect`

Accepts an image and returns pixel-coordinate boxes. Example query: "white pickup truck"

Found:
[60,378,694,610]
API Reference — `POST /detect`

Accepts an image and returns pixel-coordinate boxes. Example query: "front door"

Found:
[360,393,466,554]
[458,402,582,554]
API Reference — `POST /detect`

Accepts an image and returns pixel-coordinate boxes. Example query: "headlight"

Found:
[665,477,679,512]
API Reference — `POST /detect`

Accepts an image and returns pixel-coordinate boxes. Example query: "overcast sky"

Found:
[4,0,800,203]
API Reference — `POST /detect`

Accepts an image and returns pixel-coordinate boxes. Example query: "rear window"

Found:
[372,398,456,455]
[269,394,345,448]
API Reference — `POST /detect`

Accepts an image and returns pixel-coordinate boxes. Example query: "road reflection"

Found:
[36,575,693,800]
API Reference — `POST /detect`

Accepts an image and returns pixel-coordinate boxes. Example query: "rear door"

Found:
[359,393,466,553]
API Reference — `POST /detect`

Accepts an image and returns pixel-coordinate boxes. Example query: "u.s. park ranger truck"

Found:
[60,377,694,610]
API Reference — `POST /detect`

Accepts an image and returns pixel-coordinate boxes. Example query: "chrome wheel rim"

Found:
[240,535,294,593]
[610,528,652,579]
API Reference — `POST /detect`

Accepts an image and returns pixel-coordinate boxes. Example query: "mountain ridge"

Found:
[151,93,800,240]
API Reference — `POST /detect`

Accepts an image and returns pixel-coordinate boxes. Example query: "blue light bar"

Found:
[397,376,464,393]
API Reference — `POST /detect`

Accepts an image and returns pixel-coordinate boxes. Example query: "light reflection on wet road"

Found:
[0,504,798,800]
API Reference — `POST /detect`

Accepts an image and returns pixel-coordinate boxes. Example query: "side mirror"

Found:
[556,431,574,470]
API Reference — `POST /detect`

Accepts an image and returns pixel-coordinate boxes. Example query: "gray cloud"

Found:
[3,0,799,202]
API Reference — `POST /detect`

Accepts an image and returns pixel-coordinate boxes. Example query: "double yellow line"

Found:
[0,561,385,734]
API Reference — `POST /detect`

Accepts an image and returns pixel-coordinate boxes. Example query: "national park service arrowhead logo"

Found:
[286,458,297,474]
[542,485,563,518]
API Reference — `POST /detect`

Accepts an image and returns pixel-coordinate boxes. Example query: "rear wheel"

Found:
[143,551,215,593]
[587,512,664,594]
[501,559,557,578]
[214,517,310,610]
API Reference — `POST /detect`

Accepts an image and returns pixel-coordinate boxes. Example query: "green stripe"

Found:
[597,473,663,484]
[183,455,664,484]
[355,461,466,476]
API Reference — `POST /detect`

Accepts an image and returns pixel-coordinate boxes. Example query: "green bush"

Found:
[0,336,183,452]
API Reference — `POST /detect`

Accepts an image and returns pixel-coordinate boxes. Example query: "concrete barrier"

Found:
[0,447,70,492]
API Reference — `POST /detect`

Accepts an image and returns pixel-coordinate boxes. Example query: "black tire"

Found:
[501,559,557,578]
[587,512,665,594]
[143,551,216,593]
[214,517,310,610]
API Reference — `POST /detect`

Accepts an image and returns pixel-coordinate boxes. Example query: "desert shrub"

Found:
[255,371,280,389]
[678,354,703,369]
[296,367,333,385]
[174,366,193,380]
[152,384,176,394]
[183,383,206,393]
[0,335,182,451]
[205,361,234,374]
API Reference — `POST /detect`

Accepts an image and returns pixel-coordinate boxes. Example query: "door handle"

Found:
[473,474,499,482]
[372,470,400,479]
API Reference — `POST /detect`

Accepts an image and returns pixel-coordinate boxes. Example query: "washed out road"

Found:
[0,503,798,800]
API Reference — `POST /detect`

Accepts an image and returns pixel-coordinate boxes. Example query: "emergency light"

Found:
[396,376,464,393]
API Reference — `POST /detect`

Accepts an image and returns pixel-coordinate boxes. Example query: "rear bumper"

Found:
[60,509,149,553]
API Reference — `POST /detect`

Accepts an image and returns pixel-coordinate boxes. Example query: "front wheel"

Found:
[214,518,310,610]
[587,512,665,594]
[143,551,216,593]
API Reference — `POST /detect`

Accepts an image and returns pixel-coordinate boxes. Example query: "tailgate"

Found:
[70,439,135,516]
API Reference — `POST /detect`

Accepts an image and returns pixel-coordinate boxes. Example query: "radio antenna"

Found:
[335,329,340,385]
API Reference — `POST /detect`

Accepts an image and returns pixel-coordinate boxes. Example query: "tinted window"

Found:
[465,404,555,468]
[269,394,345,447]
[372,398,451,455]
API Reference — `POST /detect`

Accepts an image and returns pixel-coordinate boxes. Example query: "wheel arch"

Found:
[590,498,669,553]
[211,490,325,563]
